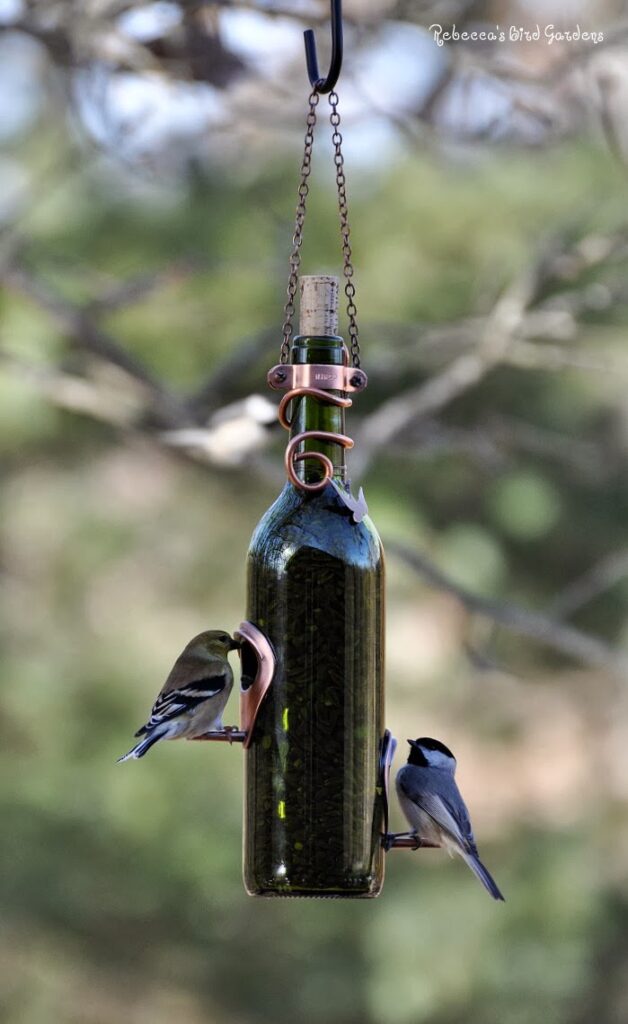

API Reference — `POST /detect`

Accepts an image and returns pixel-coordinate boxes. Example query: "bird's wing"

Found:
[398,768,477,854]
[140,673,230,731]
[161,652,233,694]
[134,653,233,734]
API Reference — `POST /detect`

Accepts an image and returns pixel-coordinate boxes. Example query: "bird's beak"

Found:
[229,637,241,651]
[407,739,420,749]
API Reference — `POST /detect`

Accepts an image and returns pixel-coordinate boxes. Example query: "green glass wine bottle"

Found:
[243,276,385,897]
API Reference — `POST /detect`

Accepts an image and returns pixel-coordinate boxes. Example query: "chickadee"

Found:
[117,630,238,762]
[395,737,505,901]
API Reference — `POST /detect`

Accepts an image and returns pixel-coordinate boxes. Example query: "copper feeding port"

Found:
[379,730,439,852]
[234,621,275,748]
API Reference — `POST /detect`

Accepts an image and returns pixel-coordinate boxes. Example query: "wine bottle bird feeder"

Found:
[194,0,420,896]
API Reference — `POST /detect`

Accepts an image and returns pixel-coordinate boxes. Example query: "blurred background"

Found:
[2,0,628,1022]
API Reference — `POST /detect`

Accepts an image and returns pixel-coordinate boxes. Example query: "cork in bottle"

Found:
[299,275,339,336]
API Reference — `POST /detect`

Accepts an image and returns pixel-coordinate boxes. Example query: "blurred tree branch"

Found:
[2,0,627,151]
[354,228,628,476]
[3,222,628,470]
[1,211,628,676]
[547,550,628,621]
[2,264,192,429]
[388,540,628,675]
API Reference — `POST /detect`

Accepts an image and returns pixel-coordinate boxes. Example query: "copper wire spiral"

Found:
[278,387,353,492]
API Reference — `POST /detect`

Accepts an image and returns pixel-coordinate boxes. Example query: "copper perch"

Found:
[382,833,440,851]
[191,727,246,744]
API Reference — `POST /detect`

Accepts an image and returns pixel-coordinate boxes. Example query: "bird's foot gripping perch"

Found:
[382,832,438,852]
[190,726,247,744]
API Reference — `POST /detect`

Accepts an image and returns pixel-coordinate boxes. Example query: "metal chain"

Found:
[280,89,361,369]
[328,90,360,369]
[281,91,319,364]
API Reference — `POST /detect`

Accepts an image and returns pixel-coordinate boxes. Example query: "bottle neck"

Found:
[291,335,347,486]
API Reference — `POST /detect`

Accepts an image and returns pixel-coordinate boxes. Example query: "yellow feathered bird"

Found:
[118,630,238,762]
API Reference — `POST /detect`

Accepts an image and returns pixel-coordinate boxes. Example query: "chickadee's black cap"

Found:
[408,737,455,759]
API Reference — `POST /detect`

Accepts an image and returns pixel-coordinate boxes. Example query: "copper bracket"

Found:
[234,621,275,749]
[268,363,368,393]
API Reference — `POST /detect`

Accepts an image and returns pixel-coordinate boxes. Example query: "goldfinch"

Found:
[395,737,505,901]
[117,630,238,762]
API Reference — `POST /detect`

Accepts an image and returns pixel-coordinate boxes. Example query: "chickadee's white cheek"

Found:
[423,750,455,771]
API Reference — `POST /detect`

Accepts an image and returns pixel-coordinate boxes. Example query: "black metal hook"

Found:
[303,0,343,94]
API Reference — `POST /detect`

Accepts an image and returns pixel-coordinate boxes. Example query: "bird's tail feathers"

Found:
[117,730,164,762]
[462,851,505,901]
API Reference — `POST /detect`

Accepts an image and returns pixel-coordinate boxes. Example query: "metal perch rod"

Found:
[191,729,247,744]
[382,834,439,850]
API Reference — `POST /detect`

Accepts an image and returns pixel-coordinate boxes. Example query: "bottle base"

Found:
[244,877,384,899]
[245,888,383,899]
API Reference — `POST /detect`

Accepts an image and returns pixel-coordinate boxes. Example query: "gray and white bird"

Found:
[395,737,505,901]
[117,630,238,762]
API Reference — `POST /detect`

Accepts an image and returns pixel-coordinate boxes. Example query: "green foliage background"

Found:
[2,108,628,1023]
